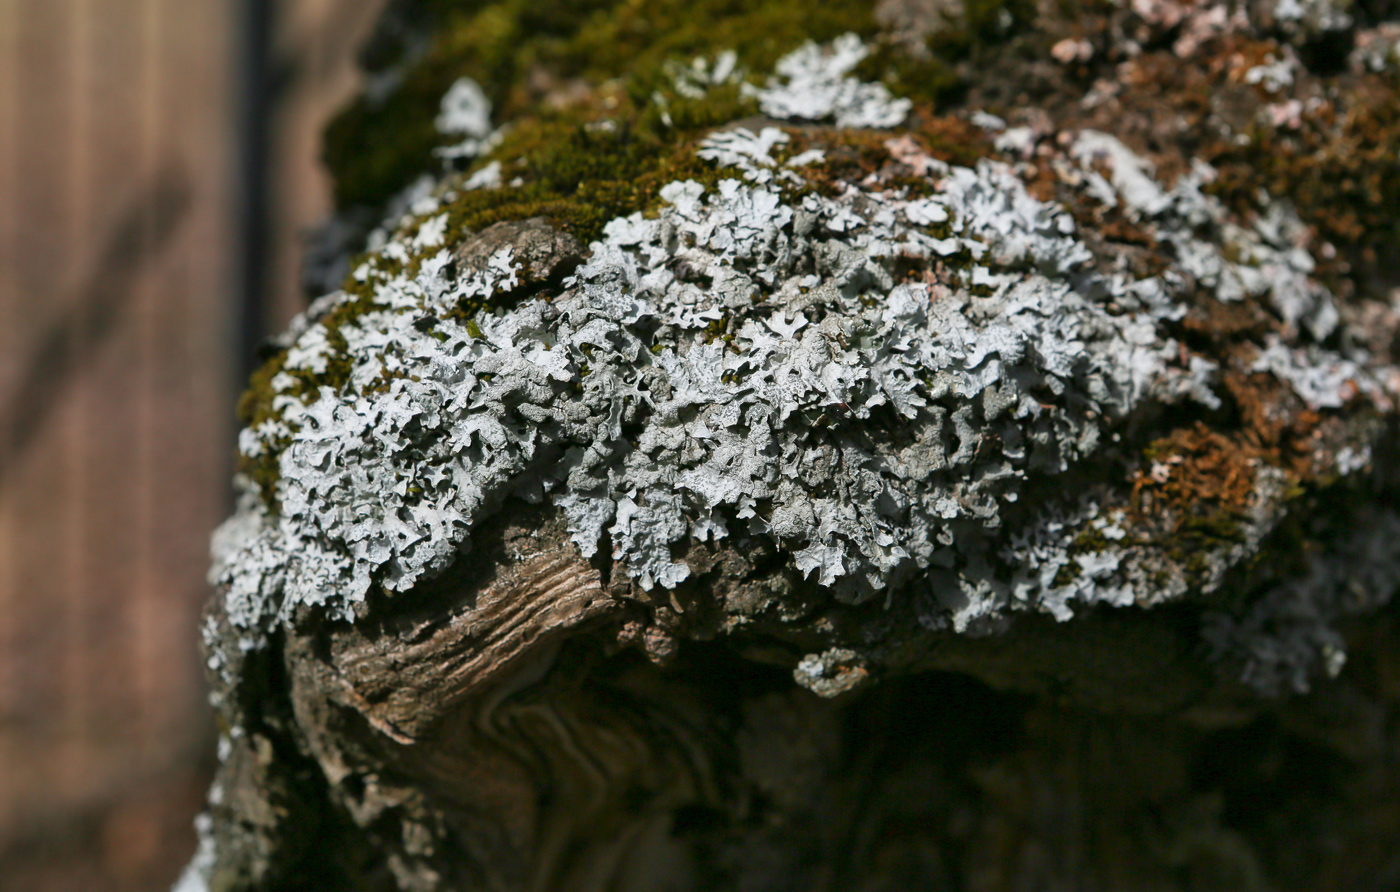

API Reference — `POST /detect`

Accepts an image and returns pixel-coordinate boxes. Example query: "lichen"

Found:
[742,33,912,128]
[223,35,1372,639]
[185,5,1400,889]
[224,20,1399,693]
[1203,508,1400,695]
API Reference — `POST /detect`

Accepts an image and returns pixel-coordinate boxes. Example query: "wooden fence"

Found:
[0,0,384,886]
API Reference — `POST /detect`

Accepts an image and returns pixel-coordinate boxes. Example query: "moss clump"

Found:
[854,0,1039,105]
[323,0,1033,212]
[1129,423,1260,582]
[323,0,878,211]
[324,0,620,210]
[1206,73,1400,281]
[1134,424,1260,516]
[929,0,1037,58]
[438,109,732,248]
[783,112,992,208]
[1173,518,1245,583]
[235,353,294,510]
[1071,524,1113,556]
[560,0,877,90]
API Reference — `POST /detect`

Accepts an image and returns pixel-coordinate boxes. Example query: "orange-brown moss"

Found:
[1126,413,1304,579]
[1208,74,1400,281]
[1134,423,1260,522]
[786,112,993,200]
[1179,297,1275,346]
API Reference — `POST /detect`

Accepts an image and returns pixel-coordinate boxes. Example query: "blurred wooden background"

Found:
[0,0,386,887]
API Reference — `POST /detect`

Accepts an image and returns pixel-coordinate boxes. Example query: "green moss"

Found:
[1176,510,1246,546]
[429,75,812,262]
[324,0,619,209]
[235,353,295,511]
[322,0,1034,212]
[1160,509,1248,585]
[237,353,288,430]
[561,0,876,90]
[323,0,882,211]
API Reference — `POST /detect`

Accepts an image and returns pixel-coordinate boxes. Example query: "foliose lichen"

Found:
[220,31,1398,682]
[182,4,1400,889]
[1203,508,1400,695]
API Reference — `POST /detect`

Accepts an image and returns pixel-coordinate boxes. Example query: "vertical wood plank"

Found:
[0,0,389,885]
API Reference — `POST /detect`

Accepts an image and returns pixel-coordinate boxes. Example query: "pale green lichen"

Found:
[217,38,1317,636]
[229,20,1400,680]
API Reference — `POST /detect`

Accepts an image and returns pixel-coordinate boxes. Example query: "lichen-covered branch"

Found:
[182,1,1400,889]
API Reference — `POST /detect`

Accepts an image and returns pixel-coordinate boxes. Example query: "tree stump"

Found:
[180,1,1400,889]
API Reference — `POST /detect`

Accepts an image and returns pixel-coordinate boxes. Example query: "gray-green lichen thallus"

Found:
[217,33,1396,680]
[178,1,1400,888]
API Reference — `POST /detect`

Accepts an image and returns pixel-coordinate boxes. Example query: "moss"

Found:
[563,0,877,89]
[322,0,1034,212]
[323,0,883,211]
[1151,507,1248,585]
[324,0,620,209]
[235,353,295,511]
[786,115,992,204]
[935,0,1036,55]
[1231,475,1372,600]
[237,352,287,429]
[1072,524,1112,555]
[853,0,1039,105]
[1129,423,1260,582]
[854,46,960,107]
[437,107,734,247]
[1204,74,1400,281]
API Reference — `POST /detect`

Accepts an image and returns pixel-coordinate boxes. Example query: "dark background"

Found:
[0,0,387,886]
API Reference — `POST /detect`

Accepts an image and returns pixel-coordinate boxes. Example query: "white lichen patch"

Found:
[218,136,1239,632]
[696,127,823,187]
[1070,131,1172,219]
[1204,509,1400,694]
[1352,24,1400,72]
[434,77,501,161]
[435,77,492,138]
[1000,500,1134,624]
[1272,0,1353,38]
[1243,50,1298,94]
[667,49,741,99]
[170,813,215,892]
[213,36,1393,649]
[1069,130,1318,323]
[744,33,912,128]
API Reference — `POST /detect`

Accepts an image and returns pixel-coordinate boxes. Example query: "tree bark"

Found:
[182,1,1400,890]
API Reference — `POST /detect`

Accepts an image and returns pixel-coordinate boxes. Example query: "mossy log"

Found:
[182,1,1400,890]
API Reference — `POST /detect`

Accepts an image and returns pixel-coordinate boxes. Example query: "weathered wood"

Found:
[181,0,1400,889]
